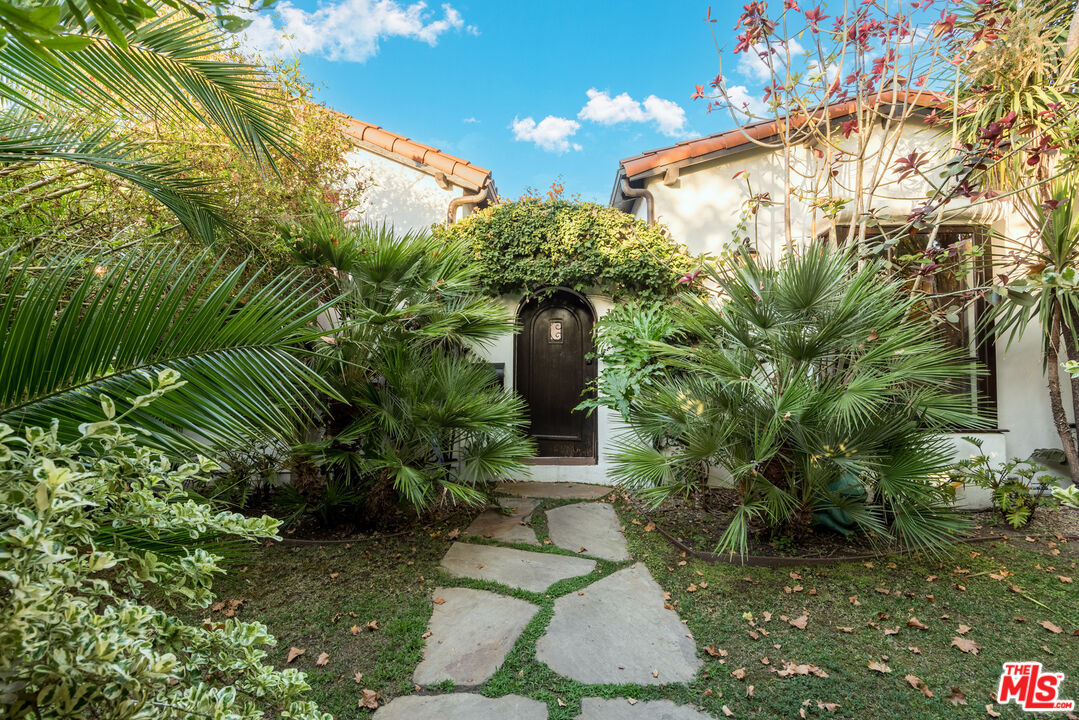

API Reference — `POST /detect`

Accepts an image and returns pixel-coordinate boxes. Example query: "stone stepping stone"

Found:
[441,542,597,592]
[497,481,613,500]
[413,587,538,686]
[535,563,701,685]
[576,698,714,719]
[465,498,539,544]
[546,502,630,562]
[374,693,547,719]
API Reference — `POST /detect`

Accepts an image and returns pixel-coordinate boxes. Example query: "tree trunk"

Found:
[1046,304,1079,482]
[1067,5,1079,57]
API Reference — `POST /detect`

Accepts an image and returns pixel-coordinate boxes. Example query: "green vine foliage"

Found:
[434,198,697,300]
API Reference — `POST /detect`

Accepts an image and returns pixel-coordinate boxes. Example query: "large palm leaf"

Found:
[0,248,341,454]
[0,109,230,240]
[0,8,291,166]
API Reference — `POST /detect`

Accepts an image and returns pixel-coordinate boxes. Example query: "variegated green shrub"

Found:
[0,373,329,720]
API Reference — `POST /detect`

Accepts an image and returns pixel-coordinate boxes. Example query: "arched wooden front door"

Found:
[515,290,597,461]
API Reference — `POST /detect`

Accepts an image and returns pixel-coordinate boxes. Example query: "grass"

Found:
[206,496,1079,719]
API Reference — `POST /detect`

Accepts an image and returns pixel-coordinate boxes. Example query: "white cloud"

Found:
[736,39,806,82]
[463,116,479,123]
[239,0,470,62]
[724,85,768,119]
[577,88,689,137]
[511,116,581,153]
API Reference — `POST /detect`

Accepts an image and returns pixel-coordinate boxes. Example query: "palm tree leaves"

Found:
[0,249,341,454]
[607,244,982,555]
[0,2,295,242]
[0,110,230,240]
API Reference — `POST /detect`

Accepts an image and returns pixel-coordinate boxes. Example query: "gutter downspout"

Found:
[447,180,493,224]
[620,177,654,226]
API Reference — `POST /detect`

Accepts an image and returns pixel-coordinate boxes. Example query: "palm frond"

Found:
[0,109,229,241]
[0,249,341,454]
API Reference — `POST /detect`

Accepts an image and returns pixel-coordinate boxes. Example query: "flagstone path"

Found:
[373,482,709,719]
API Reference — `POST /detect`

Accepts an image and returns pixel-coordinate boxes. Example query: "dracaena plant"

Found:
[0,381,330,720]
[604,244,983,556]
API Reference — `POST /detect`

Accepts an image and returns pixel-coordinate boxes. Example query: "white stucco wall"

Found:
[624,123,1071,504]
[471,294,621,485]
[344,149,471,233]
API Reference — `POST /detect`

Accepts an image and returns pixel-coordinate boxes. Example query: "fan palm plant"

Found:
[287,214,532,517]
[0,2,293,242]
[607,244,983,556]
[0,247,340,454]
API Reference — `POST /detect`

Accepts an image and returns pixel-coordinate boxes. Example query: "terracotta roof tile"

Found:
[619,90,944,180]
[335,110,492,192]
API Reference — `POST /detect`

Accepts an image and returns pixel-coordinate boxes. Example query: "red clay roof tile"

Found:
[335,110,492,192]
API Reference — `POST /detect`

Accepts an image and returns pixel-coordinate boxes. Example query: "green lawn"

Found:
[209,496,1079,719]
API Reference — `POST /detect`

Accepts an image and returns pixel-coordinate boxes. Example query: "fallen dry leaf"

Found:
[722,706,734,717]
[433,597,446,605]
[686,583,698,592]
[956,624,972,635]
[908,646,922,654]
[951,636,981,655]
[365,620,378,631]
[907,617,929,630]
[556,698,566,708]
[1040,620,1064,634]
[627,698,638,705]
[986,705,1001,718]
[731,667,747,680]
[905,674,933,698]
[884,627,900,636]
[705,645,727,657]
[315,652,329,667]
[353,671,363,683]
[350,625,361,635]
[286,647,305,663]
[836,626,854,633]
[789,614,808,630]
[652,668,659,678]
[644,522,656,532]
[359,689,379,710]
[947,687,968,706]
[868,660,892,674]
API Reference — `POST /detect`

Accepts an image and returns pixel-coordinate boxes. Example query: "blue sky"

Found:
[240,1,750,202]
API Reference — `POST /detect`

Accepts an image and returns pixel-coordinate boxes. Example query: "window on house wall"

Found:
[830,226,997,428]
[888,226,996,427]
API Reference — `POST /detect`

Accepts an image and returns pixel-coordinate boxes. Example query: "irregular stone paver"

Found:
[413,588,538,686]
[546,502,630,561]
[465,498,539,544]
[497,481,612,500]
[374,693,547,719]
[535,563,701,685]
[576,698,714,719]
[441,542,597,592]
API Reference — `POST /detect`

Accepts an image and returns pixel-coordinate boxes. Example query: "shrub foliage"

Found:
[434,198,696,300]
[0,377,328,720]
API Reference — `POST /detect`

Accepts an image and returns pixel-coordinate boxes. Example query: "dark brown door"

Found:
[516,291,597,460]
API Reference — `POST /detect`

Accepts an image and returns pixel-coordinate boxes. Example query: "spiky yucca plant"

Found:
[607,244,983,555]
[288,214,533,517]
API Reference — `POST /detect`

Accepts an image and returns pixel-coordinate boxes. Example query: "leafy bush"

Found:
[949,438,1054,528]
[602,245,983,555]
[433,197,697,300]
[0,378,328,720]
[286,214,533,519]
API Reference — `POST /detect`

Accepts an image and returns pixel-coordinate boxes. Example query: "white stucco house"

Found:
[336,111,498,230]
[604,92,1070,506]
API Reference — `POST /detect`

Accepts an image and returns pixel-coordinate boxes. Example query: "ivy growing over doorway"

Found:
[434,198,697,300]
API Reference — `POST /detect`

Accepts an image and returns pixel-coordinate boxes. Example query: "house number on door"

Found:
[548,320,563,342]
